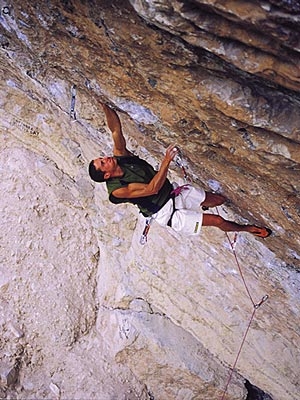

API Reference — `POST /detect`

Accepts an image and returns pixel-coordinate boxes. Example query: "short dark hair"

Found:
[88,160,106,183]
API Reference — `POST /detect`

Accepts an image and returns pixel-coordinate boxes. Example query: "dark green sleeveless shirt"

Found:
[106,155,173,217]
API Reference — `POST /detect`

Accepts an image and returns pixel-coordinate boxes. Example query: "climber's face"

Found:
[93,156,117,179]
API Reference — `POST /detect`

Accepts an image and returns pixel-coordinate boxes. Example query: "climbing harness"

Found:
[170,183,190,197]
[218,211,269,400]
[166,184,189,228]
[70,84,77,120]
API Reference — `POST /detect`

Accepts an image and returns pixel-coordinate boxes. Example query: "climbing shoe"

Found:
[251,227,272,238]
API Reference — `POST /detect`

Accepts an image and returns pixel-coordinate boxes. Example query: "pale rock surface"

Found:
[0,1,299,400]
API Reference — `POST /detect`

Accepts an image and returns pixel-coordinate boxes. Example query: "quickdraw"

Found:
[70,84,77,120]
[254,294,269,309]
[174,148,191,182]
[139,217,153,245]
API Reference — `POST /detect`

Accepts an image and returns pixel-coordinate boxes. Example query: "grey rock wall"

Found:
[0,1,299,399]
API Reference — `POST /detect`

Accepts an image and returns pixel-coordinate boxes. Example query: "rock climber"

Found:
[88,103,271,238]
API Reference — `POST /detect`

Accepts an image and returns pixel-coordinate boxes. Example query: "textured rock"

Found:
[0,1,299,399]
[0,363,18,387]
[129,0,300,91]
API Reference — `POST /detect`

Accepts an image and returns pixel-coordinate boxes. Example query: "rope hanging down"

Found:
[219,221,269,400]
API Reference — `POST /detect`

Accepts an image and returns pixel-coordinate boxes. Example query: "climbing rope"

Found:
[175,151,269,400]
[220,296,268,400]
[137,143,269,398]
[223,231,256,307]
[218,214,269,399]
[175,156,270,398]
[220,307,256,400]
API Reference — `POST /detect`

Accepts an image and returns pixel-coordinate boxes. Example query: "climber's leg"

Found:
[202,214,272,238]
[201,192,227,208]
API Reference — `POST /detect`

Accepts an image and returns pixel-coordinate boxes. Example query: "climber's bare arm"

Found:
[101,103,132,156]
[112,145,178,198]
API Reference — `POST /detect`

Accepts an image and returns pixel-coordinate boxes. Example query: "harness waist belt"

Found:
[167,196,177,227]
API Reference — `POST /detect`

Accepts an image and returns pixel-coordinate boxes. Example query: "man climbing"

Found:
[89,103,271,238]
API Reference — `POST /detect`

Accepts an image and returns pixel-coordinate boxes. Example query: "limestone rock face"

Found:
[0,1,299,400]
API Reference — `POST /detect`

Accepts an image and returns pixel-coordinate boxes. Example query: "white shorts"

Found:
[153,184,206,236]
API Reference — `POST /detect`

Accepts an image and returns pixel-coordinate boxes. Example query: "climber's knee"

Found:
[201,192,226,208]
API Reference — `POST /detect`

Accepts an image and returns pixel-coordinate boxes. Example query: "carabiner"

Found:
[254,294,269,309]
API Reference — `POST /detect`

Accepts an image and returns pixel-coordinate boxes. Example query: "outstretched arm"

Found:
[112,145,178,199]
[101,103,132,156]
